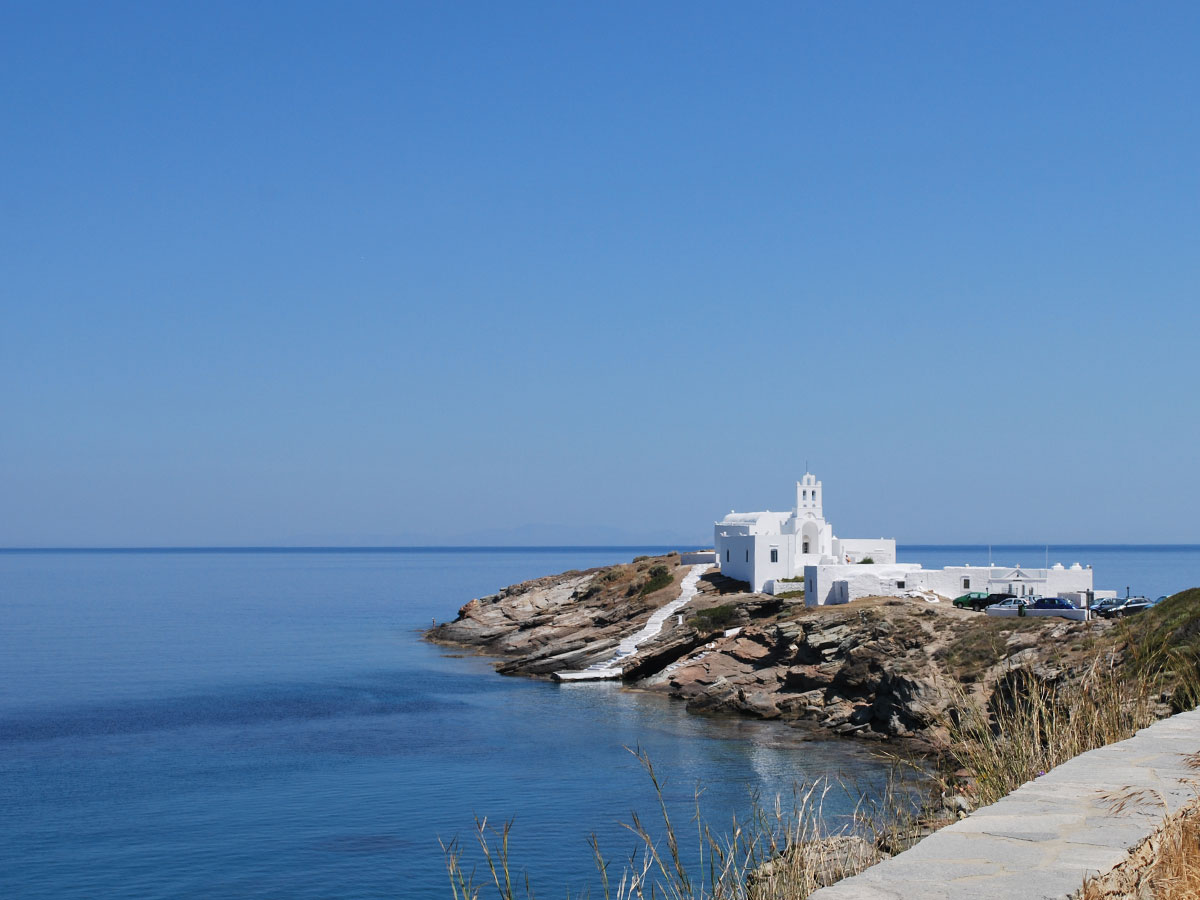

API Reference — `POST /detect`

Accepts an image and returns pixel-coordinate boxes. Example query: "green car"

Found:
[953,591,997,611]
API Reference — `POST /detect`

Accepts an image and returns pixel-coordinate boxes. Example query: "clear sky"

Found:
[3,2,1198,547]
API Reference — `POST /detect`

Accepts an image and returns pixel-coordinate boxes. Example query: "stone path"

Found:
[811,707,1200,900]
[555,564,708,681]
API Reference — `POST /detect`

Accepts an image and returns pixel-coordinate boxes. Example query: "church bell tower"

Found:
[795,472,823,518]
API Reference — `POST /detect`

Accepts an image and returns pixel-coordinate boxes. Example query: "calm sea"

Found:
[1,545,1196,898]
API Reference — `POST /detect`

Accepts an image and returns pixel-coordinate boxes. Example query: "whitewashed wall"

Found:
[804,563,922,605]
[715,523,802,591]
[765,577,807,595]
[803,563,1095,607]
[833,538,897,564]
[714,534,757,587]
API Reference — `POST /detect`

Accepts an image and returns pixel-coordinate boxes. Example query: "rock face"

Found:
[428,556,1115,749]
[428,555,737,677]
[646,598,1122,749]
[648,606,956,747]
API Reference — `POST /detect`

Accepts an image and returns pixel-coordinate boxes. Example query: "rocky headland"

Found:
[427,552,1131,752]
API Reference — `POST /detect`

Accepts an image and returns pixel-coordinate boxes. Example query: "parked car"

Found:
[1090,598,1123,616]
[989,597,1028,609]
[1032,597,1075,610]
[1098,596,1153,619]
[953,591,995,611]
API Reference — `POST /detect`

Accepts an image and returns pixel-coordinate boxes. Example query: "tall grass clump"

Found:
[442,748,934,900]
[1121,588,1200,713]
[946,653,1165,807]
[947,590,1200,807]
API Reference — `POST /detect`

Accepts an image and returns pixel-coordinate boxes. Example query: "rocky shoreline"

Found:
[427,552,1123,753]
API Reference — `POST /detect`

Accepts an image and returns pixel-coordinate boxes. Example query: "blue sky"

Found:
[3,2,1198,546]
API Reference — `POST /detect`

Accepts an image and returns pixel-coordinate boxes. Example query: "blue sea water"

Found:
[1,545,1196,898]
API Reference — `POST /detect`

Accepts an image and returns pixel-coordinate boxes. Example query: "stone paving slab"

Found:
[810,708,1200,900]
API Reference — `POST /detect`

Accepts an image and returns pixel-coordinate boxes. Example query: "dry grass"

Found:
[1076,799,1200,900]
[442,748,933,900]
[945,586,1200,809]
[944,652,1166,807]
[1148,804,1200,900]
[1074,751,1200,899]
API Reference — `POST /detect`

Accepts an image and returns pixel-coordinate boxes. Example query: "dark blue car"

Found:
[1032,597,1075,610]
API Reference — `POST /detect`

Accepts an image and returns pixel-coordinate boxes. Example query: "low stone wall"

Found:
[985,606,1089,621]
[764,578,805,596]
[811,708,1200,900]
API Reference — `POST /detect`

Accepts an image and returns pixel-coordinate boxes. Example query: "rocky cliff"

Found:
[427,553,1118,750]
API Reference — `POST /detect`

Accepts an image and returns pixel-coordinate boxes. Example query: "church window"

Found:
[770,549,778,563]
[897,580,906,589]
[962,577,971,589]
[745,550,749,562]
[725,550,729,562]
[803,540,810,554]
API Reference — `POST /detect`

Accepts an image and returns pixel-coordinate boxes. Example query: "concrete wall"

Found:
[805,563,922,605]
[985,606,1089,621]
[765,578,806,596]
[834,538,897,564]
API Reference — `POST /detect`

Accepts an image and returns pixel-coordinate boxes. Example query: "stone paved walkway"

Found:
[811,708,1200,900]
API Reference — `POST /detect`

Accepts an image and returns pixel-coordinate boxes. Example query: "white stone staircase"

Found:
[555,564,708,681]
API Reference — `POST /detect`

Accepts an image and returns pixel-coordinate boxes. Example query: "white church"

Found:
[714,473,896,592]
[714,474,1098,606]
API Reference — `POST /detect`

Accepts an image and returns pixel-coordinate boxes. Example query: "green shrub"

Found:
[859,557,875,565]
[640,564,673,595]
[690,603,737,632]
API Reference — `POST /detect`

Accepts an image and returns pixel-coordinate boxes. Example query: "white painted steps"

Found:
[555,564,709,682]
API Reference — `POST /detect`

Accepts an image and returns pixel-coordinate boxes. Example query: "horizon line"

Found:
[2,542,1199,554]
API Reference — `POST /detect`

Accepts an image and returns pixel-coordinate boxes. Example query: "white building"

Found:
[804,561,1097,606]
[714,474,896,592]
[715,474,1099,606]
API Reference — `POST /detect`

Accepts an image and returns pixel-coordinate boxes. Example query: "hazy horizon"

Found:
[5,541,1200,552]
